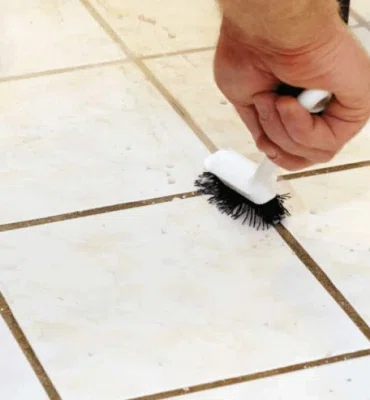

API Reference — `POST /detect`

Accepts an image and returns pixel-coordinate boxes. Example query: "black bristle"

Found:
[194,172,290,230]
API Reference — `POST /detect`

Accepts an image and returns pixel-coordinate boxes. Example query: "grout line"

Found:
[0,192,199,233]
[350,9,370,27]
[1,160,369,233]
[79,0,217,153]
[128,349,370,400]
[140,46,216,60]
[0,59,128,84]
[0,292,61,400]
[280,161,370,181]
[136,58,218,152]
[275,224,370,340]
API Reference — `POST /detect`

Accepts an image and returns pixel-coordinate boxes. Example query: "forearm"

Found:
[217,0,343,50]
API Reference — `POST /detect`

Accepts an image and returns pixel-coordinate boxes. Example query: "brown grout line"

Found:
[350,9,370,27]
[1,159,368,233]
[79,0,217,153]
[128,349,370,400]
[0,292,61,400]
[136,59,218,152]
[275,224,370,340]
[0,59,128,84]
[280,160,370,181]
[0,191,200,233]
[140,46,216,60]
[80,0,133,54]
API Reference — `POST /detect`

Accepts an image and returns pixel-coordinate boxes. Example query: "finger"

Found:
[276,96,338,152]
[235,103,314,171]
[322,98,369,144]
[271,152,314,171]
[235,104,280,159]
[254,93,335,163]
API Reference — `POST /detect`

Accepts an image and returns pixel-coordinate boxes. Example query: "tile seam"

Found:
[127,349,370,400]
[79,0,217,153]
[275,224,370,340]
[0,292,61,400]
[0,160,370,233]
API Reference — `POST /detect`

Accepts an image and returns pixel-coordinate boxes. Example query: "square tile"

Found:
[351,0,370,21]
[0,198,367,399]
[353,26,370,52]
[145,26,370,170]
[349,14,359,26]
[89,0,220,56]
[145,51,261,160]
[0,64,208,224]
[181,356,370,399]
[0,316,48,400]
[284,167,370,325]
[0,0,125,78]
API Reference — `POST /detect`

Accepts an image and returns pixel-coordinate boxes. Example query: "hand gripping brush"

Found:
[195,88,332,229]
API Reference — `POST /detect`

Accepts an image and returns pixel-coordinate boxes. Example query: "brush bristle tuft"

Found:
[195,172,290,230]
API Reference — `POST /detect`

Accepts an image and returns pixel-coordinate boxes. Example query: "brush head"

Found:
[195,172,290,229]
[203,150,277,204]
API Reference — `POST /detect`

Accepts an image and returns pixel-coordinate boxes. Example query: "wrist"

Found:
[219,0,343,53]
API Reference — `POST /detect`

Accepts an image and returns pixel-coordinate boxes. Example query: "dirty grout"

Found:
[0,292,61,400]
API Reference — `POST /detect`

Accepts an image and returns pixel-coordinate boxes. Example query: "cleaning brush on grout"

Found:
[195,87,332,229]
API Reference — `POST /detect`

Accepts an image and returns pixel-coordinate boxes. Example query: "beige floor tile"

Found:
[0,63,208,225]
[182,356,370,400]
[89,0,220,56]
[349,14,359,25]
[353,26,370,52]
[0,317,48,400]
[0,198,367,399]
[146,28,370,170]
[284,167,370,325]
[351,0,370,20]
[0,0,125,78]
[145,51,262,161]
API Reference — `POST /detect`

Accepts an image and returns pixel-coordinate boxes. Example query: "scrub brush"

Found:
[195,87,332,229]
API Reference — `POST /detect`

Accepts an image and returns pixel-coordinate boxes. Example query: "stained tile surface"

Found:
[0,1,369,399]
[90,0,220,56]
[0,317,48,400]
[181,356,370,400]
[0,198,368,399]
[351,0,370,20]
[0,0,125,77]
[0,64,207,224]
[285,168,370,325]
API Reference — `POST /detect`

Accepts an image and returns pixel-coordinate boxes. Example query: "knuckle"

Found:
[256,138,267,152]
[289,127,313,147]
[278,156,312,171]
[321,151,336,163]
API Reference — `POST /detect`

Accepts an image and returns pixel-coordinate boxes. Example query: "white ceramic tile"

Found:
[182,356,370,399]
[349,15,358,26]
[353,26,370,52]
[0,316,48,400]
[145,51,262,162]
[284,167,370,325]
[0,197,367,399]
[0,0,125,77]
[0,64,208,224]
[90,0,220,56]
[351,0,370,21]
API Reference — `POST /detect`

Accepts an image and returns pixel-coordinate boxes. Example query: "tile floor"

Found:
[0,1,369,400]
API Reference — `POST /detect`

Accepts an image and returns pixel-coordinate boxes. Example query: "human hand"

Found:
[214,17,370,171]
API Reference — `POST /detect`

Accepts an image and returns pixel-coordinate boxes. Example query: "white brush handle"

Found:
[257,89,332,175]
